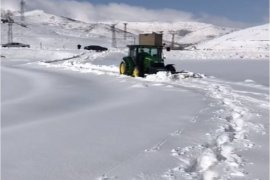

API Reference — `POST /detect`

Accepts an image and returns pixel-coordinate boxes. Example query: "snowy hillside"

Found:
[197,24,270,51]
[2,10,269,60]
[1,10,236,49]
[118,21,235,45]
[1,10,134,49]
[165,24,270,60]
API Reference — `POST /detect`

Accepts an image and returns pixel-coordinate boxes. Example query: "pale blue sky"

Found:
[2,0,269,27]
[78,0,269,25]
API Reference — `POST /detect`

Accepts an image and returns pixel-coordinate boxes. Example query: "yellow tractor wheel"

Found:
[120,62,127,75]
[132,66,140,77]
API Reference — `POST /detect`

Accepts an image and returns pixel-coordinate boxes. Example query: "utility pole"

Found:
[123,23,127,40]
[111,24,117,48]
[8,23,13,43]
[20,0,25,21]
[169,31,176,49]
[5,11,14,43]
[133,36,136,45]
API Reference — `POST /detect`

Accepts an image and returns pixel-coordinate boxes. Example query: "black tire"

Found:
[165,64,176,74]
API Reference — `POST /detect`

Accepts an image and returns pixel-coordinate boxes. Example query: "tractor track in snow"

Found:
[38,59,268,180]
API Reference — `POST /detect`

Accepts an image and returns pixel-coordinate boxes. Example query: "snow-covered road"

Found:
[1,55,269,180]
[2,59,209,180]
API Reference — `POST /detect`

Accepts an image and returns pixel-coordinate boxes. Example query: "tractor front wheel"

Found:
[120,61,127,75]
[132,66,140,77]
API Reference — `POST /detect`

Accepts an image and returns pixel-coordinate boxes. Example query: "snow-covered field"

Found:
[2,48,269,180]
[1,9,269,180]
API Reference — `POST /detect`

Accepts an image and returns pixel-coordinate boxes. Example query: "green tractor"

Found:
[119,45,176,77]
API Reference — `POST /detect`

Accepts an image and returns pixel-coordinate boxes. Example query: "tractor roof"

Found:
[127,45,163,48]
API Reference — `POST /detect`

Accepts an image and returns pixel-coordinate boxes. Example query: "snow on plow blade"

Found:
[145,71,205,82]
[175,70,205,78]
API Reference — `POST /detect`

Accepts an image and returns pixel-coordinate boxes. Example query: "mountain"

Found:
[1,10,236,49]
[125,22,236,45]
[196,24,270,51]
[164,24,269,60]
[1,9,269,59]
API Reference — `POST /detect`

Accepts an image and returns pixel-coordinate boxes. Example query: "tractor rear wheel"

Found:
[120,61,127,75]
[132,66,140,77]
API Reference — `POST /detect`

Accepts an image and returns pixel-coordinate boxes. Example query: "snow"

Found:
[164,24,269,60]
[1,9,269,180]
[197,24,270,50]
[1,10,237,49]
[121,21,236,45]
[2,9,268,59]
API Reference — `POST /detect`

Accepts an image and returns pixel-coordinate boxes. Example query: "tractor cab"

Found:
[129,45,163,60]
[120,33,176,77]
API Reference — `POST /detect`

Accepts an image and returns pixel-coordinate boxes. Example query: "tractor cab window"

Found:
[129,48,136,59]
[150,48,158,57]
[138,47,161,57]
[150,48,162,58]
[138,48,151,57]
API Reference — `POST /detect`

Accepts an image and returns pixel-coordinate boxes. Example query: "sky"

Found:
[1,0,269,27]
[81,0,269,23]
